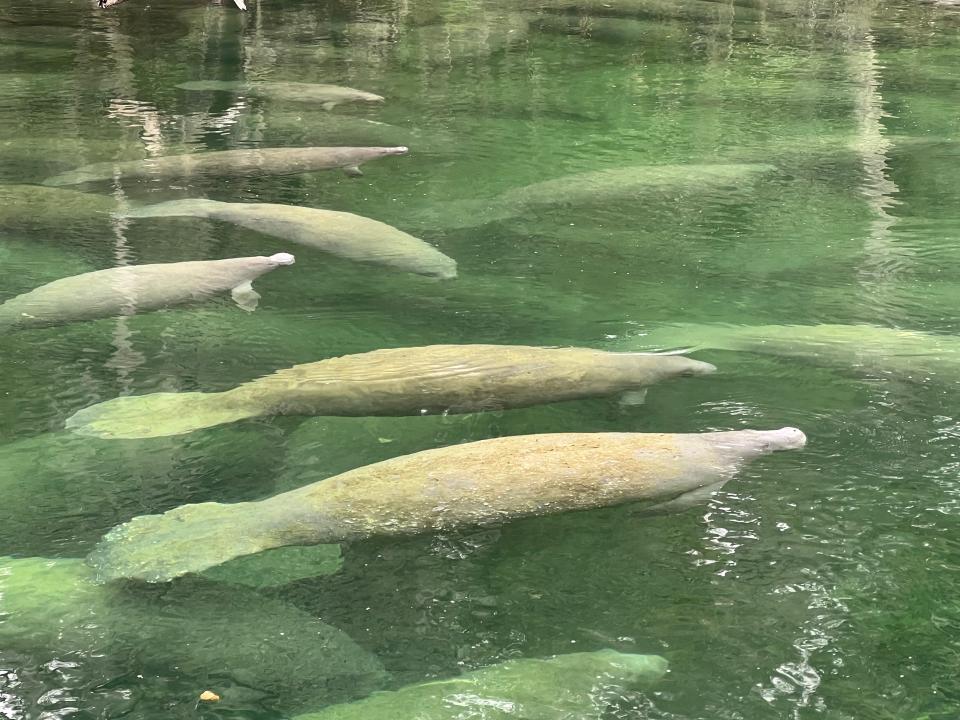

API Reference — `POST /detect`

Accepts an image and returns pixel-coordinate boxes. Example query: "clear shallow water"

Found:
[2,0,960,717]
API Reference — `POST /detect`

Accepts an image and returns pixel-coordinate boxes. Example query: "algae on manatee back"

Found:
[64,344,715,439]
[86,428,805,583]
[292,649,668,720]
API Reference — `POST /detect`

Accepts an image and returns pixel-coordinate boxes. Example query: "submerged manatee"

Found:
[65,344,716,439]
[436,162,776,228]
[292,649,668,720]
[0,184,117,230]
[87,427,806,582]
[0,253,295,330]
[122,199,457,278]
[178,80,384,110]
[0,556,386,716]
[625,323,960,382]
[43,146,409,186]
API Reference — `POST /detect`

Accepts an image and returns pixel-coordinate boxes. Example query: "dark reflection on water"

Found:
[1,0,960,717]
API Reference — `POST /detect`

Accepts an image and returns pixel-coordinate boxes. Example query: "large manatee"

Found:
[435,163,776,228]
[0,253,295,330]
[292,650,668,720]
[122,199,457,278]
[624,322,960,382]
[87,427,806,582]
[43,145,409,186]
[177,80,384,110]
[65,344,717,439]
[0,556,385,717]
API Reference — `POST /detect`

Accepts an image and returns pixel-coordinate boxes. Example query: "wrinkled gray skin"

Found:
[87,427,806,582]
[43,146,409,186]
[0,253,295,331]
[123,199,457,279]
[177,80,384,109]
[65,345,717,439]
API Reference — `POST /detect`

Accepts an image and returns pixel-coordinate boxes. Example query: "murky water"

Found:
[2,0,960,717]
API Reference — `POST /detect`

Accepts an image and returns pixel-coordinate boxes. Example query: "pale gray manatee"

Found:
[0,556,386,718]
[96,0,246,9]
[292,649,668,720]
[434,162,776,228]
[87,427,806,582]
[121,199,457,278]
[0,253,295,331]
[43,146,409,186]
[526,0,772,21]
[622,322,960,383]
[65,344,717,439]
[177,80,384,110]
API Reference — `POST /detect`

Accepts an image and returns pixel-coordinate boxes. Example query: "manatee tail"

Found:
[119,198,221,220]
[65,391,257,439]
[87,501,278,583]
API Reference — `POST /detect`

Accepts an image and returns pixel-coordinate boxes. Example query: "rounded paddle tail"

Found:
[86,501,270,583]
[65,391,256,439]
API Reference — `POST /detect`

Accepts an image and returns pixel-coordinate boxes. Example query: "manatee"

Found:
[121,199,457,278]
[87,427,806,582]
[0,556,386,717]
[97,0,246,8]
[434,163,776,228]
[0,253,295,331]
[178,80,384,110]
[65,344,717,439]
[526,0,772,21]
[43,145,409,186]
[292,649,668,720]
[0,184,117,229]
[625,323,960,382]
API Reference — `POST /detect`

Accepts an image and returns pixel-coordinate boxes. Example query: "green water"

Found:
[2,0,960,716]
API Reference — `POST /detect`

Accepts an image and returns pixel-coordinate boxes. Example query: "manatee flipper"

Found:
[322,101,337,112]
[634,481,725,516]
[87,501,283,583]
[231,281,260,311]
[618,389,648,406]
[343,165,363,177]
[65,392,257,439]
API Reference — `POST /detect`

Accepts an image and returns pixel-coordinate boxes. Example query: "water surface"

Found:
[2,0,960,717]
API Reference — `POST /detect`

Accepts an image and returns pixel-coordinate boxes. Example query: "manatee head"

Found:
[760,426,808,451]
[638,353,717,382]
[548,649,669,688]
[723,426,807,458]
[267,252,296,266]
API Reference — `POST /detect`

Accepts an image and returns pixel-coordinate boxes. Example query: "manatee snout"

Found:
[268,252,296,266]
[678,358,717,376]
[759,426,807,452]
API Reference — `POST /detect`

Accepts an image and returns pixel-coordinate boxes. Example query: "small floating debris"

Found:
[199,690,221,702]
